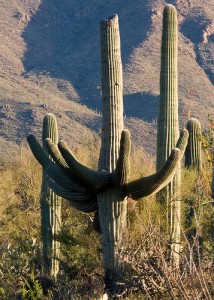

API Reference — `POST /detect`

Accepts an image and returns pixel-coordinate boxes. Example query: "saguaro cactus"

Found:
[185,118,202,173]
[185,118,204,260]
[41,113,61,277]
[27,14,188,289]
[156,4,181,267]
[98,16,127,285]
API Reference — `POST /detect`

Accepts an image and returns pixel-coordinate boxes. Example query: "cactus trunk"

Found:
[156,5,181,268]
[98,15,127,284]
[41,114,61,277]
[185,118,204,260]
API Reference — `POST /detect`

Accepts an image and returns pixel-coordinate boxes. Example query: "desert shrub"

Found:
[111,194,213,299]
[0,145,103,298]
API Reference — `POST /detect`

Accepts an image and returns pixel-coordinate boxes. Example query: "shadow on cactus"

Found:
[27,12,188,292]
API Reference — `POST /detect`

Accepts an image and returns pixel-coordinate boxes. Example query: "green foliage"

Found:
[56,206,104,297]
[18,272,44,300]
[0,287,7,300]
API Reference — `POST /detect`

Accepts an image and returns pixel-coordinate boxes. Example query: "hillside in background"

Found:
[0,0,213,161]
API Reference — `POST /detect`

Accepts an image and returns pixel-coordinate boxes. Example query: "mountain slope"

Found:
[0,0,213,161]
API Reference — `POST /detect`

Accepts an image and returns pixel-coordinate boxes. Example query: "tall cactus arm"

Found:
[58,140,111,189]
[125,148,181,200]
[111,130,131,186]
[42,113,58,147]
[49,181,98,213]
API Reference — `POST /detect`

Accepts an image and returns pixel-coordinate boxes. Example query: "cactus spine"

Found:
[41,113,61,277]
[185,118,202,172]
[27,13,188,290]
[156,4,181,268]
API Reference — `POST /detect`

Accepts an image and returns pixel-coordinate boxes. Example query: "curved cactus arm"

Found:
[46,163,88,193]
[111,130,131,186]
[58,140,111,189]
[27,134,53,168]
[49,181,98,213]
[27,134,88,193]
[176,129,189,153]
[45,138,96,192]
[125,148,181,200]
[125,130,188,200]
[45,138,70,172]
[49,180,91,202]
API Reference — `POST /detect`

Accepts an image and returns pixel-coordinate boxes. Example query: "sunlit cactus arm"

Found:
[125,148,181,199]
[49,181,98,213]
[111,130,131,186]
[176,129,189,152]
[58,140,111,189]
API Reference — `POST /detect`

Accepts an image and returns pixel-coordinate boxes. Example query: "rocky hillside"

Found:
[0,0,213,161]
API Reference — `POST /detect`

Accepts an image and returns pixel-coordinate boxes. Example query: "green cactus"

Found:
[157,4,179,169]
[185,118,202,173]
[185,118,204,260]
[40,113,61,277]
[27,14,188,288]
[156,4,181,268]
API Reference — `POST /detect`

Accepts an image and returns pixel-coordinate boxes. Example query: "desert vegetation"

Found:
[0,132,213,299]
